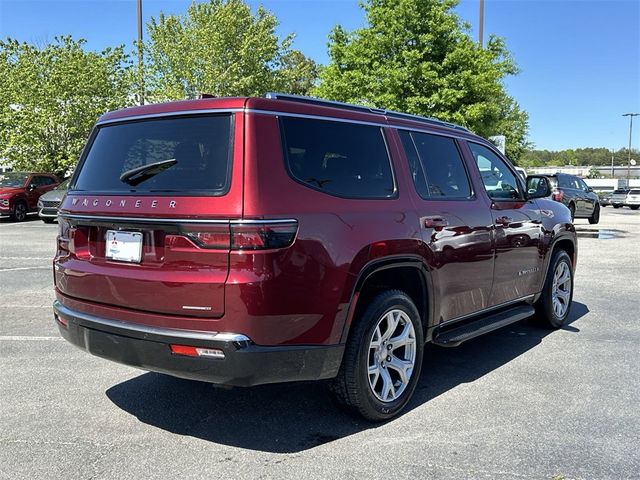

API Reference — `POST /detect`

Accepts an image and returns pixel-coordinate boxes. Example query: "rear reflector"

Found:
[169,344,225,359]
[54,314,68,328]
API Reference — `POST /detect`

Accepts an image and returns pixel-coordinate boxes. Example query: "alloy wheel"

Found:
[367,309,417,403]
[551,261,572,319]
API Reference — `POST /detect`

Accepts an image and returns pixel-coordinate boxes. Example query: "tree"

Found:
[313,0,530,160]
[144,0,318,101]
[0,36,131,176]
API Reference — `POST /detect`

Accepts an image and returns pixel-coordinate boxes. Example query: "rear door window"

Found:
[73,114,233,194]
[399,130,471,199]
[279,117,395,199]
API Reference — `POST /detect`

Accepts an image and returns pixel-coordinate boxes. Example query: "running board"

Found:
[432,304,535,347]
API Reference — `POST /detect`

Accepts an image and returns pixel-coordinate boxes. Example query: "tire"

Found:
[534,249,574,329]
[568,203,576,221]
[613,205,621,209]
[630,206,639,210]
[41,217,55,224]
[329,290,424,422]
[588,204,600,224]
[11,201,28,222]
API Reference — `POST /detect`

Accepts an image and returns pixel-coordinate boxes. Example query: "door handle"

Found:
[495,216,514,226]
[423,216,449,228]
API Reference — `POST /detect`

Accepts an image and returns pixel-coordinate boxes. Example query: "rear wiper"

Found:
[120,158,177,186]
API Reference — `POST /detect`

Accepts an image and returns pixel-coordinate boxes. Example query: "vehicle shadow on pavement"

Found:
[105,302,589,453]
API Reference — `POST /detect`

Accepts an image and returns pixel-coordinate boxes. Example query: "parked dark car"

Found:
[0,172,60,221]
[53,94,577,421]
[37,178,69,223]
[599,192,612,207]
[526,173,600,224]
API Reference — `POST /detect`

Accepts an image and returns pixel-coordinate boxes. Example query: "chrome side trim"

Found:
[96,108,243,125]
[57,213,297,225]
[53,300,251,343]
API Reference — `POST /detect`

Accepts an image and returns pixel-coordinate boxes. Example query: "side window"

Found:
[469,142,522,200]
[577,178,589,191]
[30,176,44,187]
[558,175,573,189]
[39,176,55,186]
[280,117,395,198]
[399,130,471,199]
[398,131,429,198]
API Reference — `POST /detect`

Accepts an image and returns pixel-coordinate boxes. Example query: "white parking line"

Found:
[0,257,51,260]
[0,336,63,341]
[0,266,51,272]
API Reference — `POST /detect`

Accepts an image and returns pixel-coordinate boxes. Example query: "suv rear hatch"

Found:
[55,112,240,319]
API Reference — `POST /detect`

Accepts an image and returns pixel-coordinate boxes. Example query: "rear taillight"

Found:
[184,225,231,249]
[231,222,298,250]
[184,221,297,251]
[552,189,564,201]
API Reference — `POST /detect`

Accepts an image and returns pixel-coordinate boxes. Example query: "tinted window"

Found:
[398,131,429,198]
[469,142,522,200]
[527,176,550,197]
[35,176,55,186]
[0,172,28,187]
[400,131,471,199]
[577,178,590,191]
[630,189,640,194]
[73,115,232,194]
[558,175,579,189]
[280,117,395,198]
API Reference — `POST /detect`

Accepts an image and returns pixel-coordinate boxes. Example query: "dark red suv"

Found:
[53,94,577,421]
[0,172,60,221]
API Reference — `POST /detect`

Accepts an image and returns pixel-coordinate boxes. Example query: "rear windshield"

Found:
[630,190,640,194]
[613,189,629,194]
[72,114,232,194]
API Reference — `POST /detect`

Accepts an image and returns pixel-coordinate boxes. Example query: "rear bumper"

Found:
[53,301,344,387]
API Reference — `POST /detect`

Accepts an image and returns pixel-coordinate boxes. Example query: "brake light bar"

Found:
[184,220,298,251]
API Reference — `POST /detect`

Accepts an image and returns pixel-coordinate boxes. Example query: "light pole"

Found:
[623,113,639,184]
[479,0,485,48]
[137,0,144,105]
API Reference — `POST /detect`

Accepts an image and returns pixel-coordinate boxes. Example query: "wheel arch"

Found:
[340,256,434,344]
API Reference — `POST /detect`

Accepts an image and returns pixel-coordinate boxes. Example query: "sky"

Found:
[0,0,639,152]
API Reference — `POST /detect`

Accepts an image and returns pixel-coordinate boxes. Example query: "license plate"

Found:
[105,230,143,263]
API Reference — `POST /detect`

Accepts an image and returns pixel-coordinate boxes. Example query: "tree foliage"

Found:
[519,147,640,169]
[313,0,530,160]
[144,0,318,100]
[0,36,131,176]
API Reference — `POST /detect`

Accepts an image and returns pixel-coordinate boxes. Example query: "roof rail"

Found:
[264,92,469,132]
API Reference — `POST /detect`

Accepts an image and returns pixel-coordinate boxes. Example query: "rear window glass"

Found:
[73,114,232,194]
[280,117,395,199]
[630,190,640,194]
[399,131,471,199]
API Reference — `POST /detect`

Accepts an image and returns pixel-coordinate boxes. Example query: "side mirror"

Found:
[587,186,593,192]
[28,184,37,191]
[526,176,551,199]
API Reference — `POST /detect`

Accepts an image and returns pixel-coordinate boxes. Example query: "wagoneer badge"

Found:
[71,197,177,208]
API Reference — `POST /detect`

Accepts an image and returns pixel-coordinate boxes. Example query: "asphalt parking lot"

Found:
[1,208,639,480]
